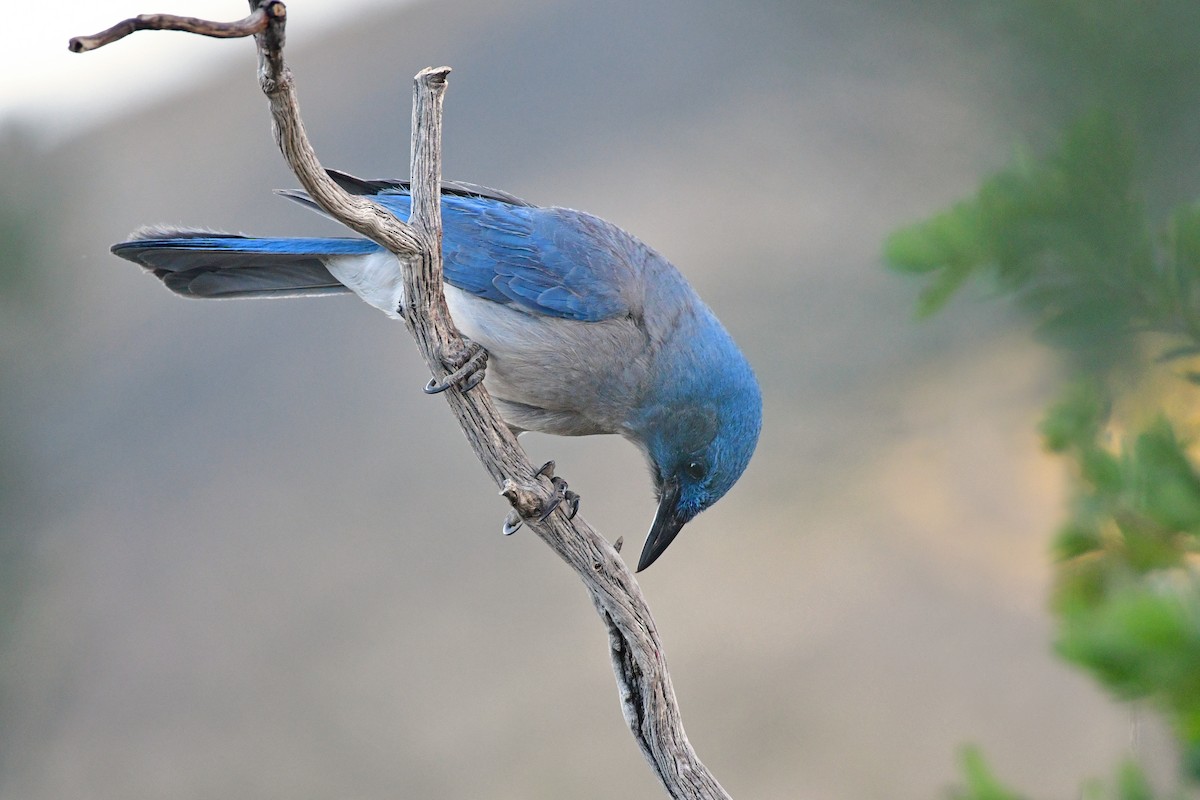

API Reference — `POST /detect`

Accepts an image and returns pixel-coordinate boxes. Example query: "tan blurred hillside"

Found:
[0,1,1180,798]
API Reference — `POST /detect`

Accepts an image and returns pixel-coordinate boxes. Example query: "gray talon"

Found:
[536,492,564,522]
[424,342,488,394]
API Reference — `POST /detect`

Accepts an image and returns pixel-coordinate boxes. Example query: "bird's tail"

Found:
[111,227,380,299]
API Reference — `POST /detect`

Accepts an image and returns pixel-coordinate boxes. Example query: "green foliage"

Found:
[952,747,1026,800]
[1042,386,1200,782]
[942,382,1200,794]
[886,4,1200,798]
[890,114,1200,787]
[1114,761,1157,800]
[885,113,1182,369]
[952,749,1172,800]
[1040,379,1109,456]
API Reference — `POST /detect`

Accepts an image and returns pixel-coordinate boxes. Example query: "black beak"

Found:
[637,479,686,572]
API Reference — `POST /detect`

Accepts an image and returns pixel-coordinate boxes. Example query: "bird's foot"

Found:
[424,339,488,394]
[534,460,581,522]
[501,460,581,535]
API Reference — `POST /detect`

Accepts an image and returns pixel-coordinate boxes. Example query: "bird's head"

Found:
[634,336,761,571]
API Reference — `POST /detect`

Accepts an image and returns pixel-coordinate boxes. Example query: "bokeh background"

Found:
[3,2,1197,798]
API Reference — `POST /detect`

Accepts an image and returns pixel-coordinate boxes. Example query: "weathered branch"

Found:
[68,8,271,52]
[70,4,732,798]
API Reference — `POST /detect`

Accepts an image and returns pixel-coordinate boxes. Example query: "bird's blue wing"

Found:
[366,191,639,322]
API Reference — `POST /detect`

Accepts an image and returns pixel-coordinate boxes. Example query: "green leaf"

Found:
[1056,578,1200,724]
[1081,449,1123,496]
[953,747,1026,800]
[915,261,974,318]
[1133,420,1200,534]
[883,202,984,276]
[1115,761,1154,800]
[1055,523,1104,560]
[1185,741,1200,784]
[1040,380,1109,454]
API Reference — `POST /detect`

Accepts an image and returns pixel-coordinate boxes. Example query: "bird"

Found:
[111,170,762,571]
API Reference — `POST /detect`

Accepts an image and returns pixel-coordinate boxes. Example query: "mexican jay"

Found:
[111,171,762,570]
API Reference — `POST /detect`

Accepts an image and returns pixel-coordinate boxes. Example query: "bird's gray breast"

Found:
[445,285,652,437]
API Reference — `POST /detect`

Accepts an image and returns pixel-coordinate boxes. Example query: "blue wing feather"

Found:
[370,191,637,322]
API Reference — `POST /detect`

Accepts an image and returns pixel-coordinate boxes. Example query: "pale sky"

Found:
[3,1,403,137]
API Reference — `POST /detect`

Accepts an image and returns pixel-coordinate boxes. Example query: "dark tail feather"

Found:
[111,228,378,299]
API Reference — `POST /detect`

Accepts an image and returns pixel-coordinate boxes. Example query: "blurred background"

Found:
[3,1,1198,798]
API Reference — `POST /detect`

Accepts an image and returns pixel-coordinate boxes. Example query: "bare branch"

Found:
[68,7,272,53]
[70,3,734,798]
[250,8,426,260]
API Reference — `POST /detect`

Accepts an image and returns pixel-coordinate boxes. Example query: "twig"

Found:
[70,3,733,797]
[68,7,273,53]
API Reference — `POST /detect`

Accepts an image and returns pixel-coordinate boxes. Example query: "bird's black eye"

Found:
[684,459,707,481]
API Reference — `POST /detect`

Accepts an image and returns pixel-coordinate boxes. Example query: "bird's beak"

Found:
[637,479,686,572]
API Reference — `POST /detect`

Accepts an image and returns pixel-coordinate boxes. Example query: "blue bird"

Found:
[111,171,762,570]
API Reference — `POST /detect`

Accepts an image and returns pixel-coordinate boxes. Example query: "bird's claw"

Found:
[536,472,582,522]
[537,477,570,522]
[563,489,580,520]
[500,462,582,535]
[502,509,523,536]
[424,340,488,394]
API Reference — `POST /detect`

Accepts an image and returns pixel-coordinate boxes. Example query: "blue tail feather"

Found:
[111,232,379,299]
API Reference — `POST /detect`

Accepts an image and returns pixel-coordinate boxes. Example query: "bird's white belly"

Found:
[326,251,647,436]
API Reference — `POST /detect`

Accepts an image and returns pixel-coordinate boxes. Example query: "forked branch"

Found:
[70,4,732,798]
